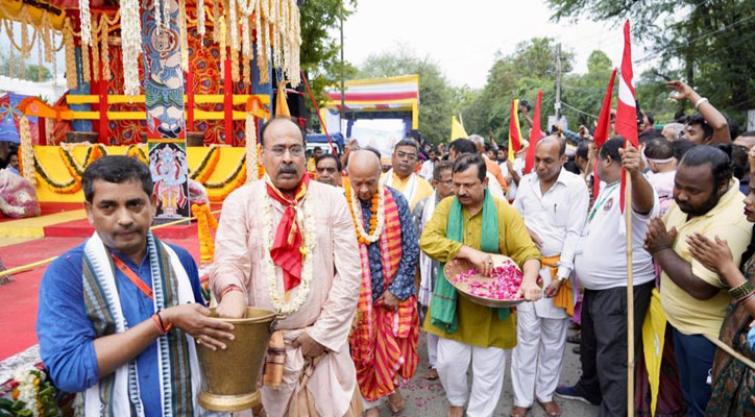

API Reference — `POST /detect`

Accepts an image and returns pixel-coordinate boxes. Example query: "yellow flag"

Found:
[643,288,667,417]
[450,115,468,142]
[276,81,291,117]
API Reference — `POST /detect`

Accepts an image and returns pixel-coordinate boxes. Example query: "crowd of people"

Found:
[35,78,755,417]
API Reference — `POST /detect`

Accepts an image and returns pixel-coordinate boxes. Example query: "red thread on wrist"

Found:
[221,284,243,299]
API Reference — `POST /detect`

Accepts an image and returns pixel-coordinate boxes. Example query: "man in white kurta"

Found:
[212,117,363,417]
[510,137,588,417]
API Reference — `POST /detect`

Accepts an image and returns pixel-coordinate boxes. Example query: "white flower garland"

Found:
[79,0,92,46]
[12,368,43,417]
[120,0,142,96]
[196,0,206,37]
[260,181,314,315]
[347,184,385,244]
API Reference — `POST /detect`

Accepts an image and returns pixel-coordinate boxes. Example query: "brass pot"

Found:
[197,307,277,412]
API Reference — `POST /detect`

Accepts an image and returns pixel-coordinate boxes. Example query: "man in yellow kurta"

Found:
[381,139,433,210]
[420,153,542,417]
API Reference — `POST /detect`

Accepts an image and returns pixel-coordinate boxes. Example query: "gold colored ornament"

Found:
[101,16,111,81]
[90,16,100,81]
[19,116,36,185]
[64,19,78,90]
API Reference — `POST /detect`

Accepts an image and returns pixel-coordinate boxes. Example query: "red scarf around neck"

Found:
[265,174,310,292]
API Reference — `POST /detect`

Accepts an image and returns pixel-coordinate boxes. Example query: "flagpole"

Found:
[625,169,635,416]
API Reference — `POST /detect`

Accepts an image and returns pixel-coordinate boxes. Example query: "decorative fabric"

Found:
[81,232,201,417]
[430,190,509,333]
[265,174,310,292]
[349,187,419,401]
[542,254,574,316]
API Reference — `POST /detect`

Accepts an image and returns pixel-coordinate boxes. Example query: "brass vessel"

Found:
[196,307,277,412]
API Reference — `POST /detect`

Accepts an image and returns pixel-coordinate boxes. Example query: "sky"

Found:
[343,0,657,89]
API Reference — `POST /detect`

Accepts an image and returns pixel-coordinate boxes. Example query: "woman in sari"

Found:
[687,147,755,416]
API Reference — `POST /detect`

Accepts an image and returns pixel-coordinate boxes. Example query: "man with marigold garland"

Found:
[345,148,421,417]
[212,117,364,417]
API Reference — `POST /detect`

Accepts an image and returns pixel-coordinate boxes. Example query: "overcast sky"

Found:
[343,0,657,89]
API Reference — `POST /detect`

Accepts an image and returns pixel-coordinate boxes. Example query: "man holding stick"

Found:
[556,137,658,417]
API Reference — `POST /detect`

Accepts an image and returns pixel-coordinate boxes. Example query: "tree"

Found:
[298,0,358,128]
[546,0,755,125]
[358,47,455,144]
[0,51,52,81]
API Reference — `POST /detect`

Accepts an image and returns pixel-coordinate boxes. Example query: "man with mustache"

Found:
[212,117,363,417]
[315,153,343,187]
[644,145,751,417]
[421,153,542,417]
[346,149,420,417]
[381,139,433,210]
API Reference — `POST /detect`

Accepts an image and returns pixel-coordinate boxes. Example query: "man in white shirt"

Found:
[556,137,659,417]
[510,136,589,417]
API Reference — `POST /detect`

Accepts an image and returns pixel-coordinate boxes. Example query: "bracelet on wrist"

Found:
[729,280,754,302]
[694,97,709,110]
[737,290,755,304]
[155,309,173,334]
[220,284,243,299]
[151,314,167,335]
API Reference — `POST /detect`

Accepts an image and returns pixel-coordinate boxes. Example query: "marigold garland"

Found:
[59,144,107,180]
[34,157,81,193]
[205,155,247,202]
[192,203,217,264]
[126,144,148,164]
[189,146,220,182]
[343,181,385,244]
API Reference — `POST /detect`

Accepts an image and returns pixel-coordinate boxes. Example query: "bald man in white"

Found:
[509,136,588,417]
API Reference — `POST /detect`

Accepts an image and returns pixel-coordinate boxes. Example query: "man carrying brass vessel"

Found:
[37,156,235,417]
[212,117,363,417]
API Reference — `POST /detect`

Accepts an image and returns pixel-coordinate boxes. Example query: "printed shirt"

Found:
[360,187,419,301]
[37,243,203,417]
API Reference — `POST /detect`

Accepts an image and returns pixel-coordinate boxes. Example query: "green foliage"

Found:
[357,47,455,144]
[0,51,52,81]
[546,0,755,126]
[298,0,358,124]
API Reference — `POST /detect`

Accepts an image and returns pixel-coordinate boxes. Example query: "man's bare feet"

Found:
[423,368,439,380]
[447,405,464,417]
[387,391,406,414]
[363,407,380,417]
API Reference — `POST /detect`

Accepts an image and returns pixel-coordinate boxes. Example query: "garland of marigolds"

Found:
[192,203,218,264]
[59,143,107,179]
[343,182,385,244]
[189,146,220,183]
[35,157,81,193]
[204,155,247,202]
[18,116,36,185]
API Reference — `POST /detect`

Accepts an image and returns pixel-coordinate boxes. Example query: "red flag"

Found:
[507,99,522,161]
[592,68,617,200]
[615,20,639,213]
[524,90,543,174]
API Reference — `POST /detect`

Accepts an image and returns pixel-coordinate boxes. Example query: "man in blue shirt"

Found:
[36,155,234,417]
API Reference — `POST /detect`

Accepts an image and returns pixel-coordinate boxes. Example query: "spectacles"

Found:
[269,145,305,157]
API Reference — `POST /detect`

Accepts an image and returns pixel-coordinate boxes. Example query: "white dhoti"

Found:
[427,333,439,369]
[510,267,569,408]
[437,338,507,417]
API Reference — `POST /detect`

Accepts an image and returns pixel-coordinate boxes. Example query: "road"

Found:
[376,334,600,417]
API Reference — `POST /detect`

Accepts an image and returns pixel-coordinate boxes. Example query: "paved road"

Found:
[374,334,600,417]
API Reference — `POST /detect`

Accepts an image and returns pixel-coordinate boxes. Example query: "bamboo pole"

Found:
[625,170,635,416]
[0,210,221,279]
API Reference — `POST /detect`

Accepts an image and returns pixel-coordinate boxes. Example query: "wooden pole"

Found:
[625,170,635,416]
